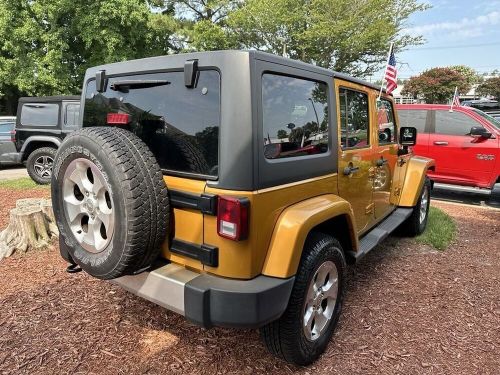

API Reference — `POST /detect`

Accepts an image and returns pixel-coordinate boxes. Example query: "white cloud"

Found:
[404,11,500,39]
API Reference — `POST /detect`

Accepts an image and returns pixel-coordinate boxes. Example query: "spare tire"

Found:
[51,127,169,279]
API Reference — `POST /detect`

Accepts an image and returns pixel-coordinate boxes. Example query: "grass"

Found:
[0,177,50,190]
[416,206,457,250]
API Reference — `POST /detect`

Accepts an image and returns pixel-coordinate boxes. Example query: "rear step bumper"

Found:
[112,264,295,329]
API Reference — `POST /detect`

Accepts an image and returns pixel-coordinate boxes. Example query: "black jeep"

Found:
[12,96,80,184]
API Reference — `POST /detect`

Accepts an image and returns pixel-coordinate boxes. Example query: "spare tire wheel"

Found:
[51,127,169,279]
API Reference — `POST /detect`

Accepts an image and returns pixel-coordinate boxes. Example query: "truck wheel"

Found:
[26,147,57,184]
[488,183,500,207]
[51,127,169,279]
[260,233,346,366]
[402,177,431,236]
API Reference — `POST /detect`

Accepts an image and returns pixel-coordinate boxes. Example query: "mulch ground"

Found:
[0,188,51,228]
[0,193,499,374]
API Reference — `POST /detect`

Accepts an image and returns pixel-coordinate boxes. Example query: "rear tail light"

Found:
[217,196,249,241]
[107,113,130,125]
[10,130,15,142]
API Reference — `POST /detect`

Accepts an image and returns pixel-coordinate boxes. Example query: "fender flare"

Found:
[261,194,357,278]
[20,136,61,154]
[398,156,435,207]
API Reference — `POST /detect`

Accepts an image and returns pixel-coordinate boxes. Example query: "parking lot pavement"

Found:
[431,183,499,208]
[0,167,28,180]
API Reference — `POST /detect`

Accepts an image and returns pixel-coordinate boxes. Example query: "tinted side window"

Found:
[398,109,427,133]
[65,104,80,128]
[262,74,328,160]
[435,111,481,136]
[339,88,369,148]
[20,103,59,126]
[377,99,396,144]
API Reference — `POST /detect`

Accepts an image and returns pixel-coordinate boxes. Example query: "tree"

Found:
[277,129,288,139]
[161,0,240,51]
[449,65,481,87]
[0,0,177,111]
[289,127,305,144]
[476,77,500,100]
[402,68,471,104]
[229,0,428,76]
[0,0,428,114]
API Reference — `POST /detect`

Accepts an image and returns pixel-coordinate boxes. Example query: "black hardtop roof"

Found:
[87,50,386,94]
[19,95,80,103]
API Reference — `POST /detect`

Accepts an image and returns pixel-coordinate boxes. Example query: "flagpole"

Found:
[378,42,394,101]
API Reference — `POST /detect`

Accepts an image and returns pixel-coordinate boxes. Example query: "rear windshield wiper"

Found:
[110,80,171,92]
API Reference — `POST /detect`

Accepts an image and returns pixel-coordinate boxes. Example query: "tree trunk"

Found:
[0,198,59,260]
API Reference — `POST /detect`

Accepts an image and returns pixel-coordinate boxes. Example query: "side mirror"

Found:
[470,126,492,139]
[399,126,417,146]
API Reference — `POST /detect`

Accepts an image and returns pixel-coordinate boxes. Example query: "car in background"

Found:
[0,118,19,167]
[10,96,80,184]
[484,110,500,120]
[0,116,16,123]
[462,99,499,110]
[397,104,500,197]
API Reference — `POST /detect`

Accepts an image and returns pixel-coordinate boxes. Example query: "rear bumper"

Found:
[112,263,294,329]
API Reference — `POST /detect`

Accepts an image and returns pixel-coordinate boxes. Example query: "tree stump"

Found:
[0,198,59,260]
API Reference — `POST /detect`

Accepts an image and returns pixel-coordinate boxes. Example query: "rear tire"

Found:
[260,233,346,366]
[52,127,169,279]
[401,177,431,236]
[26,147,57,184]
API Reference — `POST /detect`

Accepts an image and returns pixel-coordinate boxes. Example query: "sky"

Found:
[370,0,500,81]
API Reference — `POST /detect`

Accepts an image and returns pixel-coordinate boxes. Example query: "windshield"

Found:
[472,108,500,130]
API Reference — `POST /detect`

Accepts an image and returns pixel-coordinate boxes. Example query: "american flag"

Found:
[384,46,398,94]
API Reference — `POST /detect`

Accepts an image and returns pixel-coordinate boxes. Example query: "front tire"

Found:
[26,147,57,184]
[402,177,431,236]
[488,182,500,207]
[260,233,346,366]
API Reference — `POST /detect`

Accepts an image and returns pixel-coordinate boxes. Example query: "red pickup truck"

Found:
[396,104,500,194]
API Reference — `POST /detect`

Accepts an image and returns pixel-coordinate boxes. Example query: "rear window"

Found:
[20,103,59,127]
[83,70,220,177]
[398,109,427,133]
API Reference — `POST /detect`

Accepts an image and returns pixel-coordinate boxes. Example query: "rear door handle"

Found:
[434,141,448,145]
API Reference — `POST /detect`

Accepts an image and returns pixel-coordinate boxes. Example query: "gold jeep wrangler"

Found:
[52,51,434,365]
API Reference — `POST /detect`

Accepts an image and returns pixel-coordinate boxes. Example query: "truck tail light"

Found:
[107,113,130,125]
[10,130,16,142]
[217,196,249,241]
